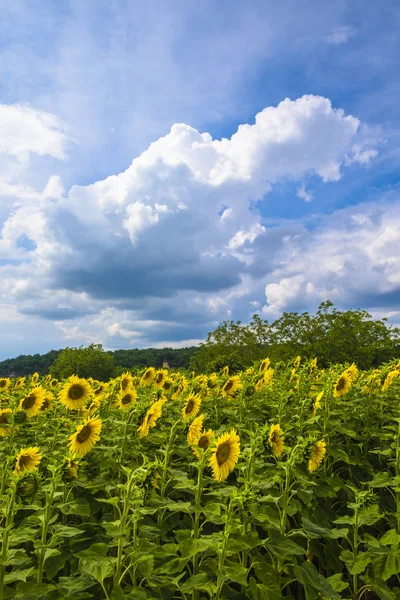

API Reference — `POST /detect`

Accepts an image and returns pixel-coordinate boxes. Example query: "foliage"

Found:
[0,350,62,378]
[1,357,400,599]
[192,301,400,372]
[49,345,115,382]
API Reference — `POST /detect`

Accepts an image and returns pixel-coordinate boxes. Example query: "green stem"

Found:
[0,483,17,600]
[192,455,206,600]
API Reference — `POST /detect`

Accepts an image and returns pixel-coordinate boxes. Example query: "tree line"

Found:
[1,301,399,380]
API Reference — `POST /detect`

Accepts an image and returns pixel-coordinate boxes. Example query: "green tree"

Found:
[49,344,115,381]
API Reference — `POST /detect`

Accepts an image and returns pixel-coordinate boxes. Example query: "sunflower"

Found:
[208,373,218,389]
[120,372,134,392]
[137,398,166,439]
[182,393,201,421]
[345,363,358,382]
[14,447,42,477]
[312,391,324,416]
[259,358,271,373]
[68,416,102,457]
[15,377,26,389]
[163,379,173,393]
[333,371,352,397]
[0,377,11,391]
[382,370,400,392]
[154,370,167,389]
[31,372,39,384]
[187,413,204,443]
[310,358,318,370]
[140,367,156,387]
[268,424,285,458]
[192,429,215,459]
[59,376,92,409]
[63,457,79,481]
[294,355,301,369]
[40,392,54,412]
[255,368,274,391]
[172,377,189,400]
[18,387,46,417]
[85,397,102,416]
[221,376,242,399]
[308,441,326,473]
[222,366,229,377]
[50,378,58,388]
[209,430,240,482]
[118,388,138,410]
[0,408,13,437]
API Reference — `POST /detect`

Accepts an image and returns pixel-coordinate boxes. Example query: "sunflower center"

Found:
[22,394,36,409]
[224,380,233,392]
[68,384,85,400]
[336,377,346,391]
[41,399,49,410]
[121,379,129,390]
[186,399,194,414]
[216,441,231,465]
[156,374,163,384]
[18,455,33,469]
[164,382,171,391]
[121,394,131,405]
[77,425,91,443]
[0,380,6,388]
[0,414,9,424]
[198,435,210,451]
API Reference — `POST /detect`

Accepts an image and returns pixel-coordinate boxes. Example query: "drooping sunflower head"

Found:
[120,372,134,392]
[192,429,215,459]
[207,373,218,389]
[40,392,54,412]
[209,430,240,482]
[31,372,39,384]
[137,398,166,439]
[333,371,352,397]
[182,393,201,421]
[221,376,242,399]
[118,388,138,410]
[59,376,92,410]
[0,408,13,437]
[18,387,46,417]
[187,413,205,444]
[15,377,26,389]
[382,370,400,392]
[68,416,102,457]
[259,358,271,373]
[312,391,324,415]
[154,370,167,389]
[222,366,229,377]
[14,447,42,477]
[345,363,358,382]
[63,457,80,482]
[268,424,285,458]
[140,367,156,387]
[308,440,326,473]
[0,377,11,391]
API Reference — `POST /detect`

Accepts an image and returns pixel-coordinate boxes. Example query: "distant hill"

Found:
[0,346,199,377]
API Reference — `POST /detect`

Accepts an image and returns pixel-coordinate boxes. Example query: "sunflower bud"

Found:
[16,475,38,498]
[14,411,27,424]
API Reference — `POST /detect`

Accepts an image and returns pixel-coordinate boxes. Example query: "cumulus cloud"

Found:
[0,94,383,352]
[262,197,400,318]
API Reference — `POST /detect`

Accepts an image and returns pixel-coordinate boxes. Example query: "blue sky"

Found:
[0,0,399,360]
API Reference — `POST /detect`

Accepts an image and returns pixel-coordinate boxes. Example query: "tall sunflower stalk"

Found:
[157,419,183,534]
[215,491,239,600]
[36,465,61,583]
[191,451,208,600]
[0,482,17,600]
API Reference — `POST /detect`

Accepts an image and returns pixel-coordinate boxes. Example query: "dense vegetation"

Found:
[1,302,399,379]
[0,358,400,599]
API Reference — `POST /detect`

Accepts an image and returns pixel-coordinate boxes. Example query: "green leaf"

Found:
[249,576,282,600]
[294,562,340,600]
[180,573,216,594]
[267,531,305,557]
[59,498,91,517]
[45,551,68,581]
[74,543,110,562]
[340,549,371,575]
[56,575,96,597]
[179,537,215,559]
[221,561,248,586]
[326,573,349,593]
[4,568,35,584]
[380,529,400,546]
[301,518,330,539]
[382,551,400,581]
[14,582,56,600]
[44,547,61,562]
[370,579,398,600]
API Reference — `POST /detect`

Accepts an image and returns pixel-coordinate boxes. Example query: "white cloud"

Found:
[325,26,356,45]
[0,95,383,354]
[297,183,313,202]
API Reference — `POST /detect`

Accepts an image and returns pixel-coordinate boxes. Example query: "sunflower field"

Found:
[0,358,400,600]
